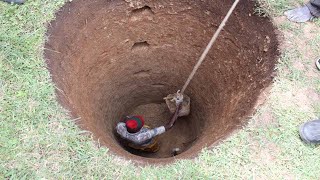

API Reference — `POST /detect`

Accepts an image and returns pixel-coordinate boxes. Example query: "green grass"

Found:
[255,0,304,16]
[314,17,320,26]
[1,0,320,179]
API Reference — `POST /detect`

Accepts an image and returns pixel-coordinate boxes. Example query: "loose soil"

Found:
[45,0,279,164]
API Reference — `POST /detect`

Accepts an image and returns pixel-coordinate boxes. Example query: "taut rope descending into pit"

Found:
[181,0,240,94]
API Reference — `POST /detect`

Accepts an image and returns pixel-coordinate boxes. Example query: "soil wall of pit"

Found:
[45,0,279,164]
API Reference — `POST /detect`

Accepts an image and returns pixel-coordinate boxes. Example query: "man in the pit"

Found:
[116,104,182,153]
[285,0,320,23]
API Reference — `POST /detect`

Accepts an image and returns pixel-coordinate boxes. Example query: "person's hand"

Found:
[164,123,172,130]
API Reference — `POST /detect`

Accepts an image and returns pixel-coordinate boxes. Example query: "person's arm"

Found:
[134,126,166,143]
[116,122,129,138]
[116,122,165,145]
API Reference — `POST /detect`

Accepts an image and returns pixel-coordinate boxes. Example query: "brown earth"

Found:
[44,0,279,164]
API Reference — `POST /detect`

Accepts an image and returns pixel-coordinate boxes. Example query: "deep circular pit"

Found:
[45,0,279,163]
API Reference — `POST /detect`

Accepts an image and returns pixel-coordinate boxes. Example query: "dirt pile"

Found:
[45,0,279,164]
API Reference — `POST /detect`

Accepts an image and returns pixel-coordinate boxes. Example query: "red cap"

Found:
[125,115,144,133]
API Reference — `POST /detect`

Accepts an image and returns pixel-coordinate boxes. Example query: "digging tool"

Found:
[165,0,241,116]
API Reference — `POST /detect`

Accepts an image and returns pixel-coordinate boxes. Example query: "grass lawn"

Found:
[1,0,320,179]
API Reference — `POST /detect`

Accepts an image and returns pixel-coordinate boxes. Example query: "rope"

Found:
[180,0,240,94]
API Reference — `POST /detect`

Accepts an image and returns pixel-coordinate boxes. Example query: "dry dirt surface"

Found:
[45,0,279,164]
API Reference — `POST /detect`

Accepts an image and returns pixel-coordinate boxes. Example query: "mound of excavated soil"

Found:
[45,0,279,164]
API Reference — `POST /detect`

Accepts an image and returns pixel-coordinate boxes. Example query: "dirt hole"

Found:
[132,41,150,50]
[45,0,279,164]
[131,5,154,15]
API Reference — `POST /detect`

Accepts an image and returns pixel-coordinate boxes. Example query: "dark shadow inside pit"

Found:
[45,0,279,163]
